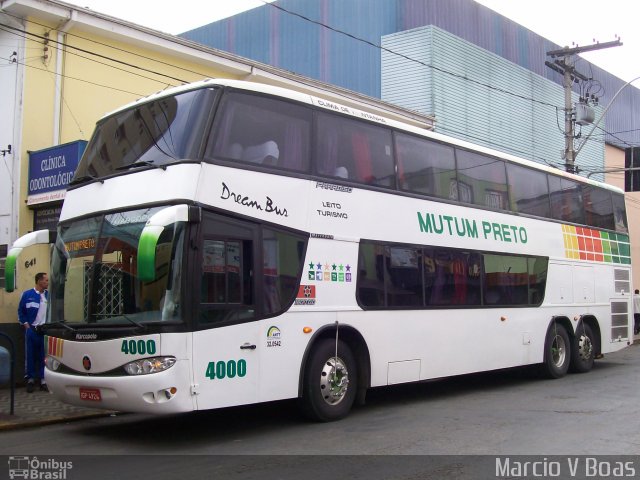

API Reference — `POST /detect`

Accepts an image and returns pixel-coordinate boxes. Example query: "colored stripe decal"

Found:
[562,225,630,264]
[46,336,64,358]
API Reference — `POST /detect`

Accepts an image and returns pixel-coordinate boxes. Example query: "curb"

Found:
[0,411,120,431]
[0,412,117,431]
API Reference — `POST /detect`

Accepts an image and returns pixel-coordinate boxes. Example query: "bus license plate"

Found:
[79,387,101,402]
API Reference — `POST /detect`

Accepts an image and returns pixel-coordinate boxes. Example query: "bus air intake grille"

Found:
[610,300,629,342]
[614,268,630,294]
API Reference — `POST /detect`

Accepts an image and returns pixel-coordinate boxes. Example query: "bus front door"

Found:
[191,323,260,410]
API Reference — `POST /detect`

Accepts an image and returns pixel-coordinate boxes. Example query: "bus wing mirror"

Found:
[5,230,53,293]
[137,205,200,282]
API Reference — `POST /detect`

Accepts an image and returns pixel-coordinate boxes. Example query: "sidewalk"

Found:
[0,386,114,431]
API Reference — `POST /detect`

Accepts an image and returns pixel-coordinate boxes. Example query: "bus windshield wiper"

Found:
[69,173,104,186]
[115,160,167,171]
[118,314,148,331]
[40,321,77,333]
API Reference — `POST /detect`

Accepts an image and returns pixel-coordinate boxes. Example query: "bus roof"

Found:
[103,78,623,194]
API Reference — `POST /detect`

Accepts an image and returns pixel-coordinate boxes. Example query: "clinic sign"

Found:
[27,140,87,205]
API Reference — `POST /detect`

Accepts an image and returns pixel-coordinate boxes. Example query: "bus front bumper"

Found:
[45,359,194,414]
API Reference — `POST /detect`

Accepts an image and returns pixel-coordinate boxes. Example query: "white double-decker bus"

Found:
[6,78,632,421]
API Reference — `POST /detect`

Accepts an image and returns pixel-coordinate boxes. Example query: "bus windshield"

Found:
[72,88,217,182]
[49,207,185,326]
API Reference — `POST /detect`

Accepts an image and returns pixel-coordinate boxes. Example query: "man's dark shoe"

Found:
[40,383,48,392]
[26,380,34,393]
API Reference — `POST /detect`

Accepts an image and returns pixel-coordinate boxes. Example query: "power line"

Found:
[588,127,640,138]
[0,10,216,81]
[0,53,145,96]
[42,61,86,139]
[0,21,190,84]
[0,25,181,89]
[260,0,561,111]
[433,124,560,169]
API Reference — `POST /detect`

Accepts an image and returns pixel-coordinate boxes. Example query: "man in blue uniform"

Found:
[18,272,49,393]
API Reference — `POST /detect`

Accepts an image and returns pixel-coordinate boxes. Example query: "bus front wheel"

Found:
[541,323,571,379]
[301,338,357,422]
[570,323,595,373]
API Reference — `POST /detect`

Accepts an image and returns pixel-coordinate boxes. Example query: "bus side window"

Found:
[396,133,456,200]
[206,92,311,173]
[549,176,585,225]
[612,192,628,233]
[262,228,306,316]
[200,238,254,326]
[455,150,508,210]
[507,163,551,218]
[483,254,528,306]
[357,243,386,308]
[582,184,614,230]
[315,112,393,187]
[528,257,548,305]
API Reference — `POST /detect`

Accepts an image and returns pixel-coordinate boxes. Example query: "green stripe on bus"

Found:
[4,248,20,293]
[137,227,163,282]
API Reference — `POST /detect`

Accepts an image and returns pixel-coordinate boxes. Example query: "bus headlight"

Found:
[45,356,61,371]
[123,357,177,375]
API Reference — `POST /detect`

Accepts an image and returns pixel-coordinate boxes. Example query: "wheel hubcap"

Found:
[577,334,593,361]
[551,334,566,367]
[320,356,349,405]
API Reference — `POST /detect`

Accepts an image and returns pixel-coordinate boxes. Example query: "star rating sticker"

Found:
[346,264,351,271]
[308,261,315,270]
[316,262,322,270]
[332,263,337,271]
[324,263,330,271]
[339,264,344,271]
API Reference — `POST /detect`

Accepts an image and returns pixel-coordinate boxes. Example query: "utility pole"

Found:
[545,39,622,174]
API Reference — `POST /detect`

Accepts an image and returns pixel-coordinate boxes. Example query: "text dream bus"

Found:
[6,78,632,421]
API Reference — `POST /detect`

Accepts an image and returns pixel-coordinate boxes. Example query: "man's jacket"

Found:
[18,288,49,326]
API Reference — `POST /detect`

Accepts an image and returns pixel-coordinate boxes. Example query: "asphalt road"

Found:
[2,343,639,479]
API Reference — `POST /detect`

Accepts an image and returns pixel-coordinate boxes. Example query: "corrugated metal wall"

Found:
[181,0,638,172]
[184,0,398,96]
[382,26,604,178]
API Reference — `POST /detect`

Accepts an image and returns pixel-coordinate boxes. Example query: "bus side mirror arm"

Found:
[137,205,200,282]
[4,230,53,293]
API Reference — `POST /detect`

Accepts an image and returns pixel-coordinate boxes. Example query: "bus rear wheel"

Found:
[301,338,357,422]
[541,323,571,379]
[570,323,595,373]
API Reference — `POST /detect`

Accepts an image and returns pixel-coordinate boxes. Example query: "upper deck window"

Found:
[315,112,395,187]
[507,163,551,218]
[456,150,508,210]
[582,184,615,230]
[206,92,312,173]
[396,132,457,200]
[549,176,585,225]
[74,88,216,182]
